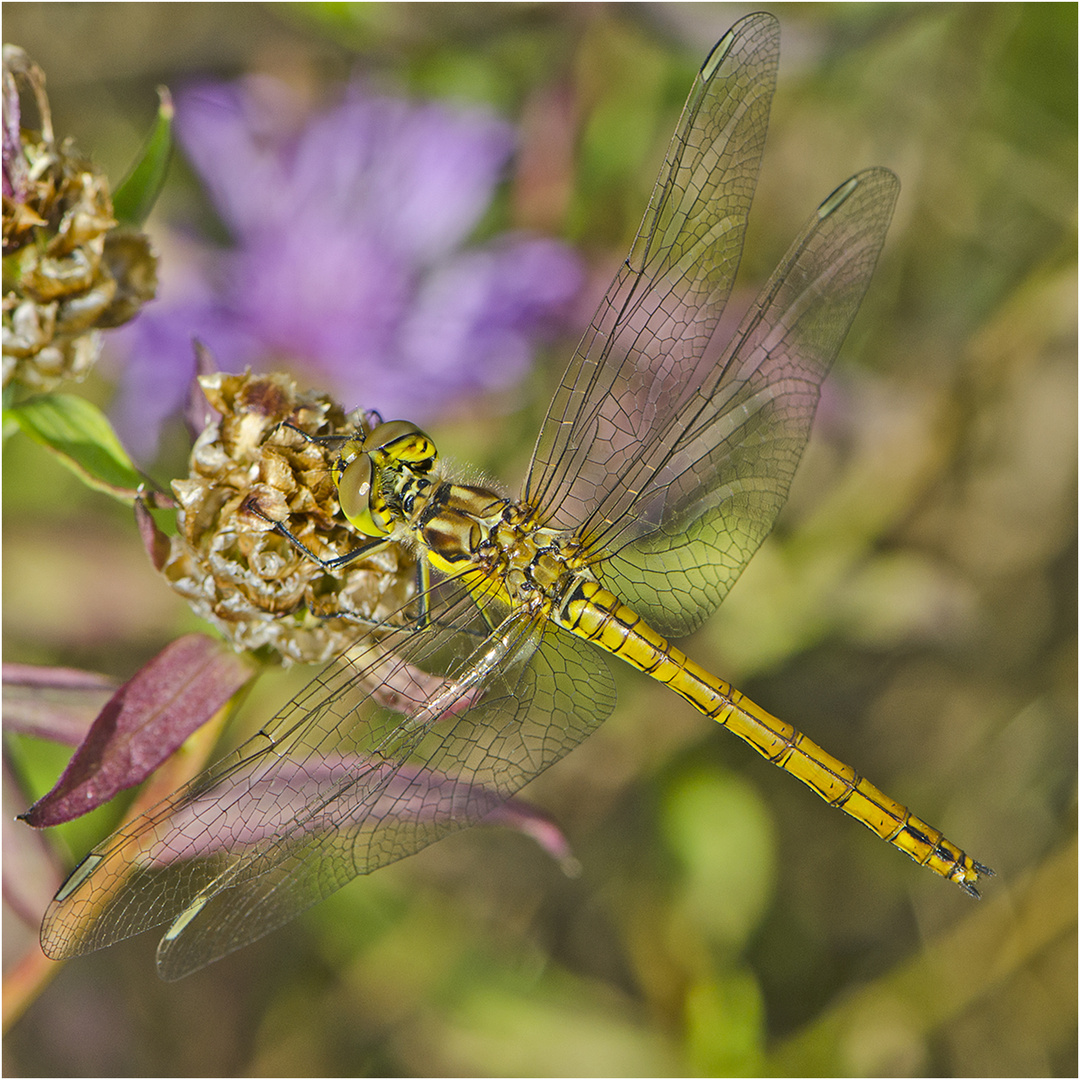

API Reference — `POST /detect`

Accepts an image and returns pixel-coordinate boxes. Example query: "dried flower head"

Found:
[161,370,416,665]
[2,45,158,392]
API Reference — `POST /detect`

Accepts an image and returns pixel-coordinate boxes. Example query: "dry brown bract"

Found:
[2,45,157,391]
[162,371,418,665]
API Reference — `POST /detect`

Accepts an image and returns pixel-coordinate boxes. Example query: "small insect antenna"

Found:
[273,407,385,451]
[264,420,350,459]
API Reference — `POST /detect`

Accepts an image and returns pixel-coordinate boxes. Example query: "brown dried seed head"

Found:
[160,370,417,666]
[2,47,158,391]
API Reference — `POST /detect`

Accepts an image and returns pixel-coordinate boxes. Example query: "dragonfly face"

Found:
[332,419,439,538]
[38,12,991,981]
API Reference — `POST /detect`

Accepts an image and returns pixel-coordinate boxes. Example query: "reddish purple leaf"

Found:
[142,753,572,870]
[360,646,483,721]
[184,339,220,439]
[3,663,117,745]
[485,799,580,875]
[134,494,173,571]
[2,665,116,693]
[20,634,252,828]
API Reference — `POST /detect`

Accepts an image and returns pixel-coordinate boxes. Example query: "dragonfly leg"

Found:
[278,415,383,447]
[306,558,436,634]
[242,494,391,572]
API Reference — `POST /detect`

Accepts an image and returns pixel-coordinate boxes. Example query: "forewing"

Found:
[597,168,901,636]
[524,12,780,529]
[40,582,616,980]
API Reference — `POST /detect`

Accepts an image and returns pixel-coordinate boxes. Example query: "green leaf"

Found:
[112,86,174,227]
[661,766,776,950]
[6,394,145,501]
[685,969,766,1077]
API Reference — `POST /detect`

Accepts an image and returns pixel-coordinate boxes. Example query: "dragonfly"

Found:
[40,12,991,980]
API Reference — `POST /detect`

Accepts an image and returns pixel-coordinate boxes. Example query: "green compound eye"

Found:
[363,420,436,470]
[335,450,387,536]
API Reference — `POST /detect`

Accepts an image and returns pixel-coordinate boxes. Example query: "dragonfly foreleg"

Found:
[244,495,394,573]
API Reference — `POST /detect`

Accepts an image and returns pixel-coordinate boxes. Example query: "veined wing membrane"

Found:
[595,168,900,638]
[40,577,616,980]
[524,13,779,531]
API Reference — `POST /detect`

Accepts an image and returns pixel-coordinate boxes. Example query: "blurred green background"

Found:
[3,3,1075,1076]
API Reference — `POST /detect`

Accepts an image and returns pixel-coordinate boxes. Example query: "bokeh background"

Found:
[3,3,1075,1076]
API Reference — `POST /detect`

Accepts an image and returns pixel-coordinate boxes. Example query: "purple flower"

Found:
[112,76,582,460]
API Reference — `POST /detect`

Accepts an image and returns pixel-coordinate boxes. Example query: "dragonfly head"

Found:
[333,420,438,537]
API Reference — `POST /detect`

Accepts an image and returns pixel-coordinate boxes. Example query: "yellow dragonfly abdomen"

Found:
[559,577,988,895]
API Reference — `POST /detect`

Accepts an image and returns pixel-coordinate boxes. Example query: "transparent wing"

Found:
[40,580,616,980]
[596,168,900,637]
[522,12,897,638]
[524,12,780,529]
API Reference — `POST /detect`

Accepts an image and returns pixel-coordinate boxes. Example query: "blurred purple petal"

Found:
[172,78,306,238]
[175,82,515,262]
[111,298,257,460]
[342,96,516,261]
[232,227,411,373]
[110,74,582,458]
[396,237,583,406]
[108,232,264,458]
[20,635,252,827]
